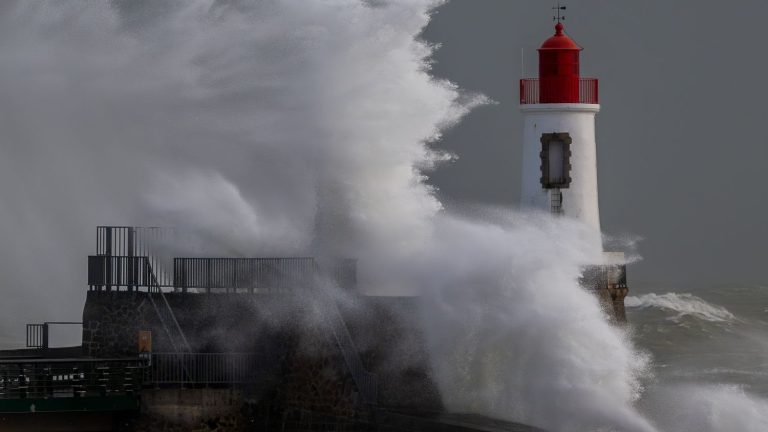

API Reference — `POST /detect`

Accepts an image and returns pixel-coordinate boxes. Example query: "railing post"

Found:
[18,365,26,399]
[206,259,211,294]
[42,323,49,350]
[594,79,599,104]
[128,228,136,292]
[105,227,112,292]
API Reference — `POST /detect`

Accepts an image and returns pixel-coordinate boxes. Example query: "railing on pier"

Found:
[519,78,599,104]
[88,256,173,289]
[90,227,357,293]
[87,256,341,293]
[26,322,82,349]
[96,226,173,259]
[95,226,175,290]
[149,353,266,386]
[0,358,143,401]
[173,257,318,293]
[25,324,45,349]
[0,353,265,401]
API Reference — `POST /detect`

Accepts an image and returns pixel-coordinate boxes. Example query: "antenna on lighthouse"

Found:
[553,2,566,23]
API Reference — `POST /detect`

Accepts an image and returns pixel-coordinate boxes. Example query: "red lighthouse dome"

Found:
[540,22,581,51]
[519,22,598,105]
[538,23,582,103]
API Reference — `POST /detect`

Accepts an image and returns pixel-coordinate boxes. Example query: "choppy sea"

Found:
[628,284,768,430]
[628,284,768,397]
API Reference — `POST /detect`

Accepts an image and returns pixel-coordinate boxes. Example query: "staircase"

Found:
[313,285,378,405]
[145,260,192,353]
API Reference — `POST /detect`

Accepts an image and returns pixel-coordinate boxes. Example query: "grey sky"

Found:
[423,0,768,289]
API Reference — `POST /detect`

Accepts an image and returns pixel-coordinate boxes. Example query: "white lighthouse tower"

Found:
[520,17,630,321]
[519,20,602,245]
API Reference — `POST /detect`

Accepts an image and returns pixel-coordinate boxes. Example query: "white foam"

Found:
[626,293,736,323]
[645,384,768,432]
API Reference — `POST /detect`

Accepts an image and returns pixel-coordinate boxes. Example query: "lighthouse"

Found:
[520,20,601,239]
[520,17,629,321]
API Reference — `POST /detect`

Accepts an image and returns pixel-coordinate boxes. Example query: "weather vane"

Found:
[553,2,566,23]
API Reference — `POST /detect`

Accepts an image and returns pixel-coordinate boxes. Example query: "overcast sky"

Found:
[423,0,768,290]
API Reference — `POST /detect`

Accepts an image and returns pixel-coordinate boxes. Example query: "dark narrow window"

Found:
[540,133,572,189]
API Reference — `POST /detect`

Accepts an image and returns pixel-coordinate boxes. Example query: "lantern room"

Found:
[539,22,580,103]
[520,22,598,105]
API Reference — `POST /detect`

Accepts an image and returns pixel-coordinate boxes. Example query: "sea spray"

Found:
[410,213,656,432]
[642,384,768,432]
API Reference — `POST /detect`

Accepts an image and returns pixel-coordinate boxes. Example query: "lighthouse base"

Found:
[580,264,629,323]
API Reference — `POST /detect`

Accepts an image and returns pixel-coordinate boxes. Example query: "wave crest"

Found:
[625,293,736,323]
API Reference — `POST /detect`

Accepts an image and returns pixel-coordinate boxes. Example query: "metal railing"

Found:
[91,227,357,293]
[0,358,143,399]
[0,354,269,399]
[96,226,175,289]
[26,324,46,349]
[519,78,599,104]
[148,353,264,385]
[26,322,82,349]
[173,257,318,293]
[88,256,172,290]
[96,226,173,258]
[87,255,357,293]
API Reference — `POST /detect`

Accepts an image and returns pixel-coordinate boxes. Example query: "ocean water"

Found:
[628,284,768,430]
[628,285,768,396]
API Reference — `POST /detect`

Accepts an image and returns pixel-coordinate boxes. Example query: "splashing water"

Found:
[642,384,768,432]
[0,1,766,430]
[626,293,737,323]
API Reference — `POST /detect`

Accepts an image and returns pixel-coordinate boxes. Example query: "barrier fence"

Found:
[519,78,599,104]
[0,358,143,399]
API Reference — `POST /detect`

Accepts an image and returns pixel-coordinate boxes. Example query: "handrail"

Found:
[173,257,317,293]
[145,261,192,354]
[313,288,378,404]
[519,78,599,104]
[88,256,171,289]
[88,255,356,293]
[0,358,143,400]
[149,353,265,385]
[26,322,82,349]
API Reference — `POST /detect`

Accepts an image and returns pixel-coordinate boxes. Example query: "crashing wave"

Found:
[625,293,736,323]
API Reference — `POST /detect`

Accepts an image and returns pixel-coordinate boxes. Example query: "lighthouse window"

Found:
[540,133,572,189]
[548,140,564,182]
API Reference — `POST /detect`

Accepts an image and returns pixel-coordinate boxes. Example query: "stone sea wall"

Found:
[81,290,443,428]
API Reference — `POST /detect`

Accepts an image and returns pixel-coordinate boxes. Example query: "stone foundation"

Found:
[594,285,629,323]
[81,291,443,416]
[119,389,250,432]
